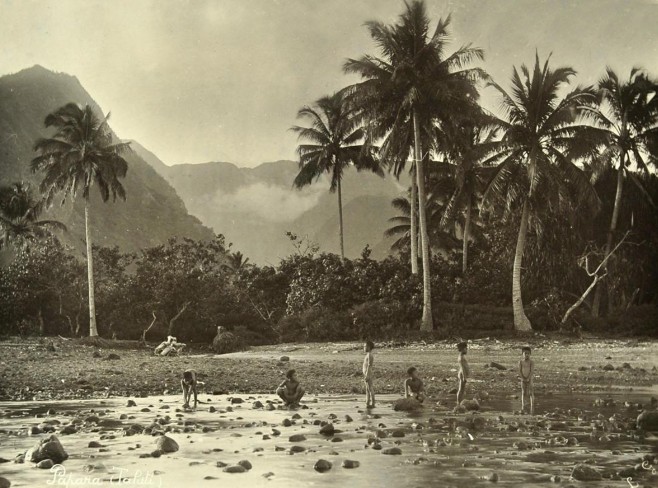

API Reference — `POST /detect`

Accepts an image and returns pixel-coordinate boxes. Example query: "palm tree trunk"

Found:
[413,110,433,331]
[85,202,99,337]
[592,162,625,317]
[512,199,532,331]
[337,178,345,261]
[410,166,418,274]
[462,198,472,275]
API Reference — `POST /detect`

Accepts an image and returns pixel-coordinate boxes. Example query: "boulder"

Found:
[314,459,332,472]
[460,399,480,411]
[636,410,658,431]
[107,353,120,360]
[252,401,264,409]
[279,356,290,362]
[342,460,360,469]
[319,424,335,436]
[603,364,615,371]
[126,400,137,407]
[393,398,422,412]
[36,459,54,469]
[155,435,179,454]
[0,477,10,488]
[382,447,402,455]
[237,460,252,470]
[570,464,602,481]
[488,362,506,370]
[24,435,68,464]
[288,434,306,442]
[223,465,246,473]
[88,441,102,448]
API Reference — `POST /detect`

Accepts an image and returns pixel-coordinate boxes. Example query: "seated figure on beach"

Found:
[276,369,305,408]
[404,366,425,402]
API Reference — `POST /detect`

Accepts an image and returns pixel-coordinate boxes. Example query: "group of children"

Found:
[182,341,536,415]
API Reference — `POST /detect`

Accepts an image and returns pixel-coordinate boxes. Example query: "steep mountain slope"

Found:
[138,145,408,263]
[0,66,214,253]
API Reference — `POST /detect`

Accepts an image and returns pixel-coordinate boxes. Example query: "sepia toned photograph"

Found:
[0,0,657,486]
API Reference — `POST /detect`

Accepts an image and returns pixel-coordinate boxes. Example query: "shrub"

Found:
[300,307,353,342]
[275,315,304,343]
[211,326,244,354]
[349,300,418,339]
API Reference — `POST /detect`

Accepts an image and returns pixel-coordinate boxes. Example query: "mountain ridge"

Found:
[0,65,215,254]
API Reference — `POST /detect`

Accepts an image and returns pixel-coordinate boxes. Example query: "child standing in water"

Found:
[519,346,535,414]
[457,342,469,405]
[363,340,375,408]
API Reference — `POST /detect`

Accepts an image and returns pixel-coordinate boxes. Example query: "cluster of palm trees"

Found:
[292,0,657,331]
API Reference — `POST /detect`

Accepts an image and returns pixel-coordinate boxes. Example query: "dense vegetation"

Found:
[1,1,657,343]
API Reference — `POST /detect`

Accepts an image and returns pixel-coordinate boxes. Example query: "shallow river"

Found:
[1,388,657,488]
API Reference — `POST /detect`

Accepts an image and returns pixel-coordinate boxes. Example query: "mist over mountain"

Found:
[135,144,407,264]
[0,66,214,254]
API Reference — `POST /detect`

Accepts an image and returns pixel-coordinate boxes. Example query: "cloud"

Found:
[211,182,325,223]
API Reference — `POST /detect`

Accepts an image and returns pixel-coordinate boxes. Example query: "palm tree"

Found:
[385,193,460,252]
[579,68,658,316]
[0,182,66,248]
[291,92,380,260]
[344,1,484,330]
[434,116,496,274]
[31,103,130,337]
[481,54,600,331]
[224,250,251,272]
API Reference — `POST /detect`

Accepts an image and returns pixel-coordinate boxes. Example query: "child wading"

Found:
[519,346,535,414]
[276,369,305,408]
[457,342,470,405]
[404,366,425,402]
[181,370,198,409]
[363,340,375,408]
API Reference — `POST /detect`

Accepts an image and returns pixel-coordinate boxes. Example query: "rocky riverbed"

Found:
[1,389,657,488]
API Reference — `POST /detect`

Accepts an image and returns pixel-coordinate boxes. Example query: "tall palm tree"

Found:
[31,103,130,337]
[0,182,66,248]
[481,54,600,331]
[291,92,380,260]
[344,1,484,330]
[579,68,658,316]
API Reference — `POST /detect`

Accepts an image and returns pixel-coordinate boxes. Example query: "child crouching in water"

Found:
[404,366,425,402]
[277,369,305,408]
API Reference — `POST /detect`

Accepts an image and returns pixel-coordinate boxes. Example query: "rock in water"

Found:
[36,459,54,469]
[212,326,243,354]
[460,399,480,411]
[223,465,246,473]
[279,356,290,362]
[637,411,658,431]
[342,460,360,469]
[314,459,332,472]
[319,424,335,436]
[570,464,602,481]
[382,447,402,455]
[238,460,252,470]
[24,435,69,464]
[393,398,421,412]
[0,476,10,488]
[155,435,179,453]
[288,434,306,442]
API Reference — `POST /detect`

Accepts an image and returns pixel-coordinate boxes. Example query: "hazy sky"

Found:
[2,0,657,167]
